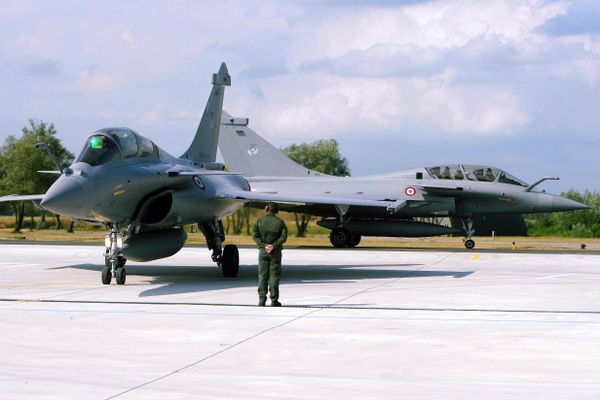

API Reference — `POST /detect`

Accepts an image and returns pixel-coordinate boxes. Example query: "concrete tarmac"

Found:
[0,244,599,399]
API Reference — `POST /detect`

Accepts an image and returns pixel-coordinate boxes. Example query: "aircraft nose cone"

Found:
[551,196,590,212]
[41,177,85,215]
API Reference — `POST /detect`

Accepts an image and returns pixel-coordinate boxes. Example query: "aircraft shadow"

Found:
[61,263,474,298]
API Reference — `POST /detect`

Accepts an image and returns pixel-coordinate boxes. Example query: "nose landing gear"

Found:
[102,224,127,285]
[461,218,476,250]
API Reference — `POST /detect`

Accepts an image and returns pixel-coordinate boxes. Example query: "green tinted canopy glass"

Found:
[90,136,105,149]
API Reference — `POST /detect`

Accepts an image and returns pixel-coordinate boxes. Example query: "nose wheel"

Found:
[101,265,112,284]
[115,267,127,285]
[102,256,127,284]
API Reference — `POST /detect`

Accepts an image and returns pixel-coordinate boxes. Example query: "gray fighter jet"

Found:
[0,63,254,284]
[218,111,589,249]
[0,64,252,283]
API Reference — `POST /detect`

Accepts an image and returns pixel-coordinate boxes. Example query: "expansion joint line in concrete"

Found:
[1,298,599,314]
[102,259,449,399]
[103,307,322,400]
[326,253,456,307]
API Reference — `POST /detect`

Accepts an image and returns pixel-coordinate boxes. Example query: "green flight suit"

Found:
[252,213,288,302]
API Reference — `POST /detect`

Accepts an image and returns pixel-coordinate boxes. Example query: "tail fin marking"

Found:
[218,111,329,177]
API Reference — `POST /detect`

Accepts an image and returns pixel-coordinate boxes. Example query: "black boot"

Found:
[258,298,266,307]
[271,300,282,307]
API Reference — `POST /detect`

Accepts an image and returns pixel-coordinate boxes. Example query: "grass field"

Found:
[1,215,598,251]
[1,228,599,251]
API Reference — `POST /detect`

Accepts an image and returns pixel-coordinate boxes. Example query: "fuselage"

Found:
[245,165,587,218]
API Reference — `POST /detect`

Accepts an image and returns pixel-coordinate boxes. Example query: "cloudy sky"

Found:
[1,0,599,192]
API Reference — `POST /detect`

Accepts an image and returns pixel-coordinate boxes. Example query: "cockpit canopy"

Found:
[76,128,158,166]
[425,164,528,187]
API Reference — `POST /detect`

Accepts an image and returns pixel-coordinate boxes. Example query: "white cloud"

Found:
[294,0,567,63]
[137,103,165,126]
[419,87,528,134]
[236,71,528,141]
[75,68,124,93]
[222,0,599,144]
[119,27,136,50]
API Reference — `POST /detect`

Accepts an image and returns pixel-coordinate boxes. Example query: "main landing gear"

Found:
[461,218,476,250]
[328,205,361,248]
[102,223,127,285]
[200,218,239,277]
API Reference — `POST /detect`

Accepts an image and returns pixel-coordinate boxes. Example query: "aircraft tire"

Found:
[348,234,361,248]
[101,266,111,285]
[464,239,475,250]
[115,267,127,285]
[221,244,239,278]
[330,228,351,248]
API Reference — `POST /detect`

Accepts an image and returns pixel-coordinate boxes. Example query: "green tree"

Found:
[0,148,10,217]
[0,120,74,232]
[283,139,350,177]
[527,190,600,237]
[282,139,350,237]
[226,207,256,235]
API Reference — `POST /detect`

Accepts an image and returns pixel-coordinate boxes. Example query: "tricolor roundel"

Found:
[404,186,416,197]
[193,176,205,190]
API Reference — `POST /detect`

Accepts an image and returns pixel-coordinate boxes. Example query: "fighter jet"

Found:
[0,63,253,284]
[218,111,589,249]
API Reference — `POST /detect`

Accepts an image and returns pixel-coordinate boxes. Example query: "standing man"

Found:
[252,202,288,307]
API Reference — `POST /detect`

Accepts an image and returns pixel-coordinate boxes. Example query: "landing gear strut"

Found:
[461,218,476,250]
[102,223,127,285]
[200,219,239,277]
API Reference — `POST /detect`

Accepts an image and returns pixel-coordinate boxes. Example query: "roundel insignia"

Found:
[404,186,416,196]
[247,144,259,156]
[193,176,205,190]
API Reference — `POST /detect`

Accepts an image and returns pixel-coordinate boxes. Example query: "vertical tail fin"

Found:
[181,62,231,163]
[218,111,329,177]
